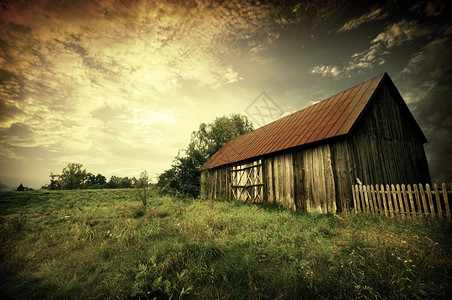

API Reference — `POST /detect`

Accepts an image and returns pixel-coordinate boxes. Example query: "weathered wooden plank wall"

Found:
[293,144,337,214]
[264,153,295,210]
[201,166,232,200]
[330,82,430,210]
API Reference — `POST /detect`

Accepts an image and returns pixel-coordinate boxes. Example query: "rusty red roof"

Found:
[199,73,389,170]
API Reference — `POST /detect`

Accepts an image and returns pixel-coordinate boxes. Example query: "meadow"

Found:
[0,189,451,299]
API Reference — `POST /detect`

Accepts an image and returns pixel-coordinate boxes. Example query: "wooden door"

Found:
[231,160,263,203]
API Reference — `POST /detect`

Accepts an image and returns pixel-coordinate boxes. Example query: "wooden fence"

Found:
[352,183,451,221]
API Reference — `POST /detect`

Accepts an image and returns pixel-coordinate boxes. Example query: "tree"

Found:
[59,163,87,190]
[47,173,61,190]
[187,114,254,161]
[107,176,121,189]
[135,171,151,207]
[16,183,25,191]
[95,174,107,186]
[157,114,253,197]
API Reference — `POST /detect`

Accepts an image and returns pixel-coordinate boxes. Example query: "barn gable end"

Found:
[200,73,430,213]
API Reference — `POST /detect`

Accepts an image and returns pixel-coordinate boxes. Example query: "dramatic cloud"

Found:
[310,65,341,78]
[338,7,388,32]
[312,19,430,78]
[1,0,451,187]
[372,20,428,48]
[0,0,289,186]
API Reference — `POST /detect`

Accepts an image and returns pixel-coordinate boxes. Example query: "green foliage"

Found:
[157,114,254,197]
[15,183,32,191]
[0,190,451,299]
[135,171,151,207]
[60,162,87,190]
[43,163,136,190]
[84,173,107,189]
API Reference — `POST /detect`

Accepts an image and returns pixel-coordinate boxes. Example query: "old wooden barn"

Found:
[199,73,431,213]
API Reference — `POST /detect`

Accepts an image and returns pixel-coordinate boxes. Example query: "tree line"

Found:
[37,114,253,196]
[42,163,147,190]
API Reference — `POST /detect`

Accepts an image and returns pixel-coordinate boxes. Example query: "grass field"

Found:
[1,189,451,299]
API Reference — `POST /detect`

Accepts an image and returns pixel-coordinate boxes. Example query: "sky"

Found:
[0,0,451,190]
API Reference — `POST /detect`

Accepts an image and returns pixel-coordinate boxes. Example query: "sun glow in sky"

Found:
[0,0,451,190]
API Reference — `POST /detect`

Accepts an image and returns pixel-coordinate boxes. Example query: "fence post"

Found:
[352,184,358,213]
[419,184,429,218]
[391,185,399,216]
[434,183,442,219]
[386,184,394,218]
[359,184,366,213]
[443,183,451,221]
[396,184,405,218]
[364,185,372,213]
[401,184,410,218]
[426,184,435,218]
[413,184,422,218]
[407,185,416,218]
[377,185,387,216]
[370,185,378,214]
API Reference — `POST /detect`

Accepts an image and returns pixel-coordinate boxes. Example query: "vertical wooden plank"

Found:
[213,170,217,199]
[387,184,394,218]
[419,184,429,218]
[268,158,274,204]
[292,152,300,211]
[407,185,416,218]
[352,184,358,213]
[380,184,388,217]
[443,183,451,221]
[370,185,378,214]
[391,184,399,217]
[315,147,324,214]
[363,185,373,213]
[413,184,422,218]
[275,157,281,206]
[358,184,364,213]
[280,155,286,207]
[368,185,375,213]
[426,184,435,218]
[289,153,296,211]
[375,185,384,216]
[303,151,311,213]
[369,185,379,213]
[219,168,223,199]
[325,145,337,214]
[401,184,410,218]
[396,184,405,218]
[355,185,361,212]
[359,184,367,213]
[433,184,442,219]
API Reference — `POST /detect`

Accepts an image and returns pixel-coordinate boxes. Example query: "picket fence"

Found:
[351,183,451,221]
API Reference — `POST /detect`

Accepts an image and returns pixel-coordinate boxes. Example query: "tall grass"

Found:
[1,189,451,299]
